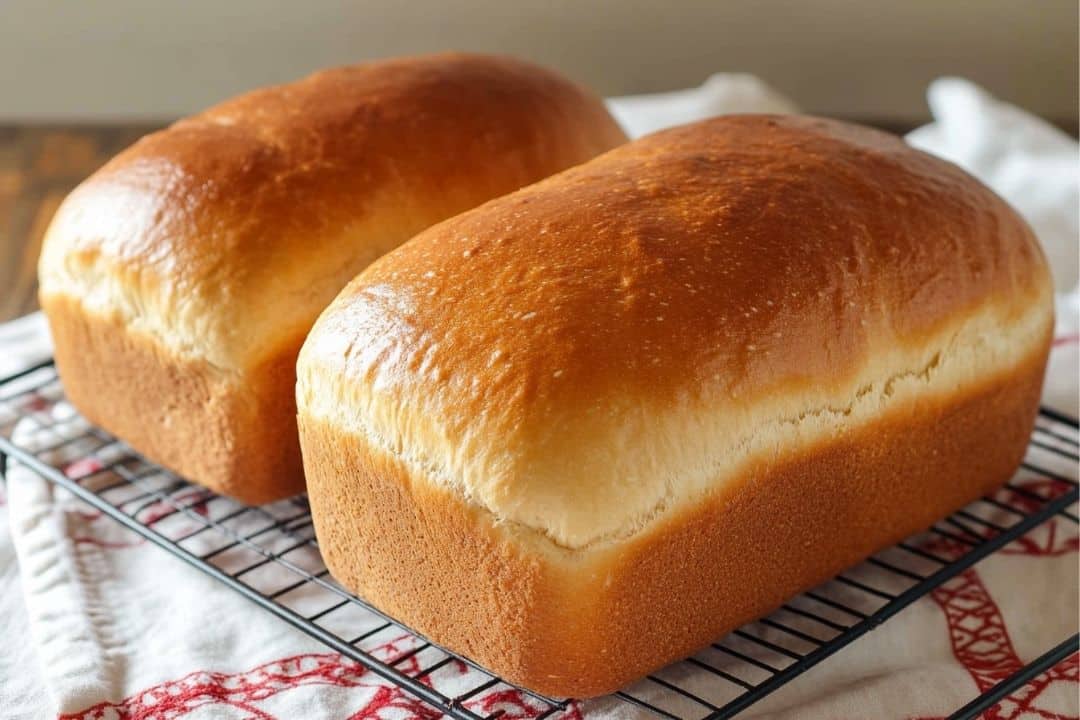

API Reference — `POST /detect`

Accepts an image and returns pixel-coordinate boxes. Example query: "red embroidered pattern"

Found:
[1052,333,1079,348]
[65,486,213,549]
[64,457,104,480]
[916,477,1079,720]
[65,653,370,720]
[64,646,580,720]
[931,566,1024,693]
[996,481,1079,557]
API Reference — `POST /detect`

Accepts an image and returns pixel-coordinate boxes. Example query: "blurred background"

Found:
[1,0,1077,319]
[2,0,1078,123]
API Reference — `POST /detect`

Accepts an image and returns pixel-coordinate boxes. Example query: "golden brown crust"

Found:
[302,334,1048,697]
[39,53,626,501]
[342,114,1046,407]
[45,295,304,504]
[299,114,1054,548]
[39,53,626,370]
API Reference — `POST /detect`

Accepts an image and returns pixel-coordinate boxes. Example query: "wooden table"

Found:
[0,124,161,322]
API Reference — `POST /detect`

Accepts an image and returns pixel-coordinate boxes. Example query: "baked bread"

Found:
[38,53,627,503]
[297,115,1053,697]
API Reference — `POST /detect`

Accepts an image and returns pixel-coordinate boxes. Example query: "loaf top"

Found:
[298,115,1053,550]
[38,53,626,371]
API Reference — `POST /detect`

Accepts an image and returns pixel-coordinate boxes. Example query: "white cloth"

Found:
[605,73,799,139]
[1,76,1077,720]
[0,318,52,719]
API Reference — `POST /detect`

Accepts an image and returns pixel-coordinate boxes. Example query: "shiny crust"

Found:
[38,53,626,502]
[298,115,1055,694]
[298,115,1054,548]
[302,339,1048,697]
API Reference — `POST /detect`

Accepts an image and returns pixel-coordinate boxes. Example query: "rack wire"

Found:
[0,358,1076,720]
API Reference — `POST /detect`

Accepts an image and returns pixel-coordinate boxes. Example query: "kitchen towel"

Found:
[1,75,1077,719]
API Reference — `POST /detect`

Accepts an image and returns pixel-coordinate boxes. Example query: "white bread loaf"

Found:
[297,115,1053,696]
[38,53,627,503]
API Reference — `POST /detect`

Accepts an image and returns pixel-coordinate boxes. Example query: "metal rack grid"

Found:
[0,358,1076,720]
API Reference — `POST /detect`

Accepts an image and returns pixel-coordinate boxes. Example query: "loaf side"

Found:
[301,322,1049,696]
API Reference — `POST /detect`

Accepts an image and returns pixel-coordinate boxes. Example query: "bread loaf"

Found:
[38,53,627,503]
[297,115,1053,696]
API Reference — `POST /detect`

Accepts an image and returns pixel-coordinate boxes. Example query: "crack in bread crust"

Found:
[300,329,1049,697]
[298,114,1054,550]
[300,296,1052,551]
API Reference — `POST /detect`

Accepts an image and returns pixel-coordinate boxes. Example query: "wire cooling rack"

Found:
[0,358,1077,720]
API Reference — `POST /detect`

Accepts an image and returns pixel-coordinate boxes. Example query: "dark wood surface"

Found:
[0,124,162,322]
[1,119,1075,323]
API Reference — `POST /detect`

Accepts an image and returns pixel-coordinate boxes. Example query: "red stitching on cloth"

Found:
[910,654,1078,720]
[1052,333,1079,347]
[996,481,1079,557]
[465,689,583,720]
[917,477,1078,719]
[138,488,213,524]
[62,647,580,720]
[63,457,103,480]
[990,652,1079,720]
[930,566,1024,694]
[63,653,370,720]
[64,487,213,549]
[344,683,444,720]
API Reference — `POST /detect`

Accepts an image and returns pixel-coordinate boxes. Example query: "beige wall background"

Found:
[0,0,1076,124]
